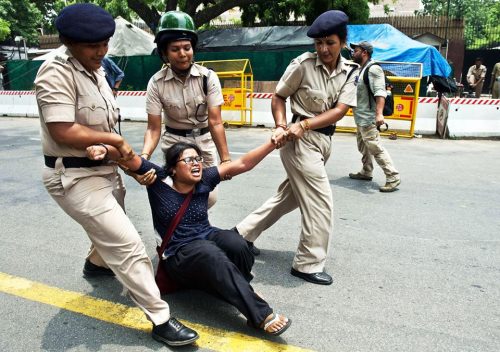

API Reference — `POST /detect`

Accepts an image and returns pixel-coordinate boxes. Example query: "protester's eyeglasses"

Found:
[177,156,204,165]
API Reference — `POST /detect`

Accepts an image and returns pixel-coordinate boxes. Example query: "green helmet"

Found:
[157,11,196,34]
[155,11,198,50]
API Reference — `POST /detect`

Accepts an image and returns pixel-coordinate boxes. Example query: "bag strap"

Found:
[363,62,379,109]
[157,190,193,257]
[330,66,357,110]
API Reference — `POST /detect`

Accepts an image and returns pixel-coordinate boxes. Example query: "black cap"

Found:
[56,3,115,43]
[307,10,349,38]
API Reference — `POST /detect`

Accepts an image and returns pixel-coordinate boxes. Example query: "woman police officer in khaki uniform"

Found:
[138,11,230,208]
[35,4,197,347]
[236,10,358,285]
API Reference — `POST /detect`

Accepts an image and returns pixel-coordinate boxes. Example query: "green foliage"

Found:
[241,0,369,26]
[0,18,10,41]
[418,0,500,48]
[0,0,44,44]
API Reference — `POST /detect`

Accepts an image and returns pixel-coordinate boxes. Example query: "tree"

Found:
[0,18,10,42]
[241,0,375,27]
[0,0,43,44]
[127,0,268,32]
[418,0,500,48]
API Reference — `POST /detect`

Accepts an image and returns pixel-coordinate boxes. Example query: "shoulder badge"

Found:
[53,53,69,65]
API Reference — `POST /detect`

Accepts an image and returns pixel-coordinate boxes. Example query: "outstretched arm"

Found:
[86,144,157,184]
[86,143,141,169]
[217,139,275,180]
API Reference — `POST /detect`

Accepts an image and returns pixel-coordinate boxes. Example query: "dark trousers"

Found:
[165,229,272,327]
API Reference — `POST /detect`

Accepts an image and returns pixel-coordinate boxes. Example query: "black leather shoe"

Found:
[246,241,261,256]
[83,260,115,277]
[152,317,199,346]
[290,268,333,285]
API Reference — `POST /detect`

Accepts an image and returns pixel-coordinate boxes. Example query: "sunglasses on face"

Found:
[177,155,204,165]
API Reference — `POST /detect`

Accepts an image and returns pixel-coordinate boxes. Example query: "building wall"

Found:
[369,0,423,17]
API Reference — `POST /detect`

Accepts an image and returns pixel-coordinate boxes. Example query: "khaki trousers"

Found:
[492,81,499,99]
[356,125,399,183]
[237,131,333,273]
[161,131,218,208]
[469,76,484,98]
[42,160,170,325]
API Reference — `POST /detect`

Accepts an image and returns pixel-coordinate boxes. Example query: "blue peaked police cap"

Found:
[56,3,115,43]
[307,10,348,38]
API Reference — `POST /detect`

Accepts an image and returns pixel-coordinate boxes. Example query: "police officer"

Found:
[489,61,500,99]
[466,57,487,98]
[139,11,230,208]
[236,10,358,285]
[35,3,197,346]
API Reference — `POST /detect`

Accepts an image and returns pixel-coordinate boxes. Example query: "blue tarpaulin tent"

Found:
[348,24,450,77]
[198,24,451,78]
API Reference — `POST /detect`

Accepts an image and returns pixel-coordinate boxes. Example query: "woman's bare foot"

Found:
[261,313,291,336]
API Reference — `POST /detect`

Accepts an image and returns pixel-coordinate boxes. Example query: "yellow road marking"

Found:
[0,272,314,352]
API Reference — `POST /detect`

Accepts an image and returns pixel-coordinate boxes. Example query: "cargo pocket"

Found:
[161,98,183,120]
[76,95,108,125]
[306,89,328,113]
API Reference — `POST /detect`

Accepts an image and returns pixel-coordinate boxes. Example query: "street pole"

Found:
[444,0,451,59]
[22,38,28,60]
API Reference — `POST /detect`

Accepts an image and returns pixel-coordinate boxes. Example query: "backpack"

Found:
[363,62,394,116]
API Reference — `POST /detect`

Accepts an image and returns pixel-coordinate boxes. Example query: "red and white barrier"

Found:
[446,98,500,137]
[2,91,499,137]
[0,91,38,117]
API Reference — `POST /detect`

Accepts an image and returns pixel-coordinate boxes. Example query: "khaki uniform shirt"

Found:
[35,48,119,158]
[146,63,224,130]
[467,64,487,83]
[492,63,500,83]
[275,52,358,118]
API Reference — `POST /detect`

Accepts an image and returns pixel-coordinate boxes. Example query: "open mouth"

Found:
[191,166,201,176]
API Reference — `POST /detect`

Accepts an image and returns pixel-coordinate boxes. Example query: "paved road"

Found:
[0,117,499,352]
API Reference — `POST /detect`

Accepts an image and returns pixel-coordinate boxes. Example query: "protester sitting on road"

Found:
[134,10,260,256]
[349,41,400,192]
[86,140,291,336]
[235,10,358,286]
[34,3,198,347]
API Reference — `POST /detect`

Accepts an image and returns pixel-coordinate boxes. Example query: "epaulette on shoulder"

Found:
[193,63,210,76]
[152,66,169,81]
[53,53,69,65]
[296,52,317,64]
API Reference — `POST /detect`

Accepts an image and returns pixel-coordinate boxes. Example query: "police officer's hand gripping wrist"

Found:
[116,140,134,162]
[287,122,305,140]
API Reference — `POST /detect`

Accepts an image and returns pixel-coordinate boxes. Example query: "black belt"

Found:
[292,115,336,136]
[165,126,210,137]
[44,155,104,168]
